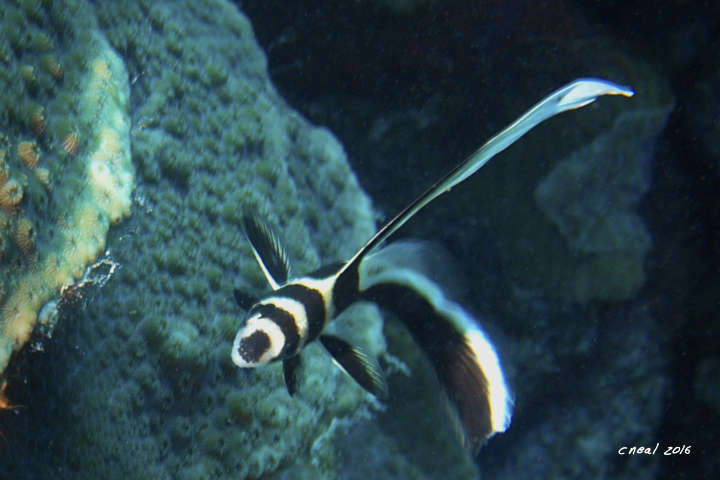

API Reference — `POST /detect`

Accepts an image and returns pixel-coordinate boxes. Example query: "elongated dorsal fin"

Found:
[243,215,292,290]
[339,78,634,279]
[319,334,388,398]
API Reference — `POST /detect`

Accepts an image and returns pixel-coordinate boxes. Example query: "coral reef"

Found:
[2,0,477,478]
[0,2,134,377]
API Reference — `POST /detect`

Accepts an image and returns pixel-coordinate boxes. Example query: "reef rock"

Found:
[534,103,674,302]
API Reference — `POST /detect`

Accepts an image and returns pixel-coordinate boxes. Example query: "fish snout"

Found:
[231,313,285,367]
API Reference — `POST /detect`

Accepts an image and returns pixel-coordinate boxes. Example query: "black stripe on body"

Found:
[307,261,361,318]
[308,262,344,279]
[276,283,326,343]
[250,303,300,358]
[332,264,360,314]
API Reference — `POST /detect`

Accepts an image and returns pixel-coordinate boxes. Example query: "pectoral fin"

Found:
[319,334,388,398]
[243,214,292,290]
[282,355,301,396]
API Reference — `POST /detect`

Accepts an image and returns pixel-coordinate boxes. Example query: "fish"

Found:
[231,78,634,450]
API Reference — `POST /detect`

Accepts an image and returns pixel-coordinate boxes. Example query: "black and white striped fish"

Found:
[231,78,633,450]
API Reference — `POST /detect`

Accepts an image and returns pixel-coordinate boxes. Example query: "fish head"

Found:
[231,308,286,367]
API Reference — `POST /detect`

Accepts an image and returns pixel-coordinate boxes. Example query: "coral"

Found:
[61,131,79,156]
[28,105,46,137]
[19,65,37,89]
[0,228,7,263]
[40,54,63,81]
[0,179,23,213]
[15,217,35,255]
[0,156,8,185]
[0,2,134,378]
[33,166,50,187]
[2,1,462,479]
[17,140,40,168]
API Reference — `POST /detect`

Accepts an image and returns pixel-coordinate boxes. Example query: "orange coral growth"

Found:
[15,218,35,254]
[17,141,40,168]
[0,381,9,410]
[0,380,24,413]
[62,132,80,156]
[0,180,23,213]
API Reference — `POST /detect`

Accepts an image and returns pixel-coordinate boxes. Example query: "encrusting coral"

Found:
[0,3,134,379]
[0,179,23,213]
[14,217,35,255]
[17,140,40,168]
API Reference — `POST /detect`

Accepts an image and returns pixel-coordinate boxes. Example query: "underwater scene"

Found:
[0,0,717,478]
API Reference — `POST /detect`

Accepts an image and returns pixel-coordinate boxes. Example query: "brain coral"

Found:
[2,0,477,478]
[0,2,134,378]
